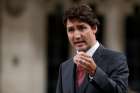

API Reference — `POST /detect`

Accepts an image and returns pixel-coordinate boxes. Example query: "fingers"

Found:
[73,52,91,65]
[78,52,91,58]
[75,52,93,64]
[73,51,96,74]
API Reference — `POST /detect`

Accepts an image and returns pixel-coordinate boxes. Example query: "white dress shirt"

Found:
[86,41,100,57]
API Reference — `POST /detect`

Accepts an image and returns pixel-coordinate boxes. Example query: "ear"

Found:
[91,25,97,34]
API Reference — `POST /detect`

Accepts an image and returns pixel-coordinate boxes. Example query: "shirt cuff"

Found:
[89,74,94,81]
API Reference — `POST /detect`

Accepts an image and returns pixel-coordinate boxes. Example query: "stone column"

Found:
[94,0,133,52]
[0,0,2,92]
[103,4,126,52]
[1,0,46,93]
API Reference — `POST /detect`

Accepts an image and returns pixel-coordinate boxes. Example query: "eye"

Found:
[67,27,74,32]
[78,25,87,31]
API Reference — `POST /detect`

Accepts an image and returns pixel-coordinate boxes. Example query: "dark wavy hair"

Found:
[63,4,100,27]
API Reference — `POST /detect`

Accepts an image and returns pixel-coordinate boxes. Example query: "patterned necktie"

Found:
[76,65,86,87]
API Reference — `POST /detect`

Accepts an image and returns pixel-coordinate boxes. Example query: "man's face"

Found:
[66,19,97,52]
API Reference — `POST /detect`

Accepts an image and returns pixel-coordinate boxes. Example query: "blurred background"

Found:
[0,0,140,93]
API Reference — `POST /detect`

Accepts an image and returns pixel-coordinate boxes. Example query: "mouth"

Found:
[73,41,86,47]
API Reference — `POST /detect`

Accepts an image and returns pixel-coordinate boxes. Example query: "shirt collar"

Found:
[86,41,100,57]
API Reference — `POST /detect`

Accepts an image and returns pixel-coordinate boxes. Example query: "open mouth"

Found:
[74,41,86,46]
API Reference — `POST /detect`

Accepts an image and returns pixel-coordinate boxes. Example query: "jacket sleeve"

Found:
[56,64,63,93]
[90,55,129,93]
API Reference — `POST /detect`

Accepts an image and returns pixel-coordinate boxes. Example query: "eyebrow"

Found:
[67,23,86,27]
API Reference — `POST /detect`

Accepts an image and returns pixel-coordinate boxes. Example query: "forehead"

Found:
[66,19,89,27]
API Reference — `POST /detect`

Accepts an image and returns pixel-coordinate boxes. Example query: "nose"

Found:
[74,30,81,39]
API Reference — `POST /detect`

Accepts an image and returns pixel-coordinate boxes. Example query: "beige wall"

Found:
[1,0,46,93]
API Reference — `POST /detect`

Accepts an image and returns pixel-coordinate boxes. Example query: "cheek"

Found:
[67,34,73,41]
[84,32,93,41]
[83,31,92,38]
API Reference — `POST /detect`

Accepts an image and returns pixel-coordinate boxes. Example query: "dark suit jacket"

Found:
[56,45,129,93]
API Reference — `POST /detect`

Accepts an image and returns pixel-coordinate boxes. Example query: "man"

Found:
[56,4,129,93]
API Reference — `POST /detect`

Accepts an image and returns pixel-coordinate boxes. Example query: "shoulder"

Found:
[101,48,127,70]
[61,58,73,65]
[102,48,126,61]
[97,44,126,62]
[58,58,75,75]
[103,47,125,56]
[60,58,73,69]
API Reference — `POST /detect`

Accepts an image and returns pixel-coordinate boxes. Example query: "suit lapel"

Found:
[68,59,76,93]
[93,44,104,65]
